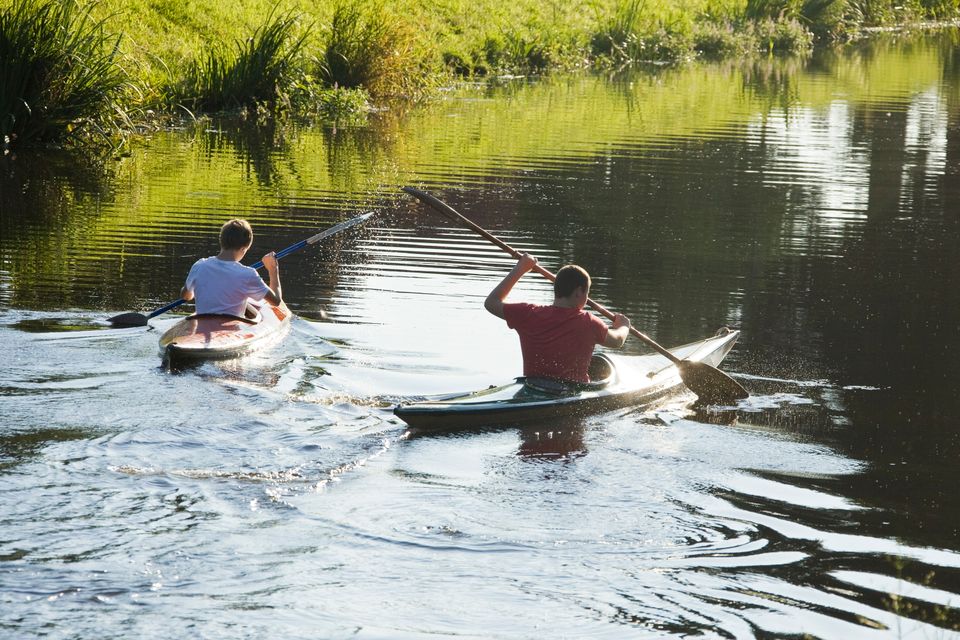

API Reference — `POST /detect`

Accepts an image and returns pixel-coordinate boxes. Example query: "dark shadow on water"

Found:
[404,416,589,460]
[194,117,287,189]
[11,318,114,333]
[1,151,116,309]
[516,418,588,460]
[0,426,96,472]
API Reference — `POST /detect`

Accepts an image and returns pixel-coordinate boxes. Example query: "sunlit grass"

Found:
[0,0,125,145]
[81,0,960,82]
[176,11,307,112]
[318,1,429,97]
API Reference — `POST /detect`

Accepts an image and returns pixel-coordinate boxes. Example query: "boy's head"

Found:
[554,265,591,300]
[219,219,254,251]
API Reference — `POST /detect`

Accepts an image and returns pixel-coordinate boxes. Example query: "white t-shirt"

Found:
[184,257,271,316]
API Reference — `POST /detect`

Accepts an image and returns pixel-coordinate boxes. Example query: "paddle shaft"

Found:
[401,187,682,364]
[125,212,374,323]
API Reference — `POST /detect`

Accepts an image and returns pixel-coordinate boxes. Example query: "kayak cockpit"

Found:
[519,353,616,396]
[186,301,263,325]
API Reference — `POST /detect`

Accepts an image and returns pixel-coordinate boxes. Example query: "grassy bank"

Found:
[2,0,958,148]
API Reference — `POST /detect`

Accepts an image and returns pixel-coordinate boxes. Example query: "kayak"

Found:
[394,328,740,431]
[158,301,292,367]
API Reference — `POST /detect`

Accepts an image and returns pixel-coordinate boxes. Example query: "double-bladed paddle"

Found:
[108,211,375,327]
[401,186,748,404]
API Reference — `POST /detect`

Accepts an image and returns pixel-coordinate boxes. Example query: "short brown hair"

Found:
[219,219,254,250]
[554,265,590,298]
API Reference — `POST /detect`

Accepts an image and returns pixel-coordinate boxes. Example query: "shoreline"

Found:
[3,0,960,150]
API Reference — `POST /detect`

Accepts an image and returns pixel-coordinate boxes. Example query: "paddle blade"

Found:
[677,361,748,404]
[107,312,149,327]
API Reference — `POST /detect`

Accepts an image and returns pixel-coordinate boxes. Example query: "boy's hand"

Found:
[516,253,538,273]
[261,251,282,304]
[612,313,631,330]
[486,253,538,320]
[262,252,278,271]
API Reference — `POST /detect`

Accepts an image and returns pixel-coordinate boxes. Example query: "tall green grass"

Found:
[589,0,703,63]
[474,21,584,73]
[591,0,646,61]
[743,0,872,40]
[588,0,816,63]
[0,0,125,145]
[177,11,307,112]
[318,2,427,97]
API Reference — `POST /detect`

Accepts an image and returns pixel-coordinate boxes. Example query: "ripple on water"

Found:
[281,406,960,637]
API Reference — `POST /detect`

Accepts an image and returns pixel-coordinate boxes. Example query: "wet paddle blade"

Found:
[107,312,149,327]
[677,361,749,404]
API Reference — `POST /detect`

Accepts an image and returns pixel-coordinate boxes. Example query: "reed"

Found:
[286,73,371,121]
[318,1,425,97]
[179,11,307,112]
[590,0,647,61]
[0,0,125,146]
[694,23,750,57]
[744,0,852,40]
[589,0,704,63]
[474,22,586,73]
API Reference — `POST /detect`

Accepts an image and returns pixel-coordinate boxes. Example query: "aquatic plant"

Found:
[745,0,798,20]
[179,11,307,112]
[287,71,371,122]
[745,0,855,40]
[694,23,750,57]
[919,0,959,17]
[590,0,647,61]
[590,1,701,63]
[484,31,555,71]
[753,17,816,51]
[0,0,125,146]
[472,17,585,74]
[318,1,424,97]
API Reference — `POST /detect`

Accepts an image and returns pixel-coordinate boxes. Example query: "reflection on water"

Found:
[2,33,960,637]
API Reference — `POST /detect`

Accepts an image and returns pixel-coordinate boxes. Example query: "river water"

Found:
[2,33,960,638]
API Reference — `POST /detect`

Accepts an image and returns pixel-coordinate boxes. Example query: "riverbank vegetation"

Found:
[1,0,958,149]
[0,0,126,146]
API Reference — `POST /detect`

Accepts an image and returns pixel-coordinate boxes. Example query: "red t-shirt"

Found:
[502,303,609,383]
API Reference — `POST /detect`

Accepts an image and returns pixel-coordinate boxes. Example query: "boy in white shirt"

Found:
[181,219,282,317]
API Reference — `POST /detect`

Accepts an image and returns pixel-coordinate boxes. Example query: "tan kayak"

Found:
[158,301,291,367]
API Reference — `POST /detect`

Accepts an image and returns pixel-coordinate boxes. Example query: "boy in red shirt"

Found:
[484,253,631,383]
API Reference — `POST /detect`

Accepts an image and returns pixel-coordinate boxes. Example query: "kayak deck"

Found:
[158,301,291,367]
[394,328,740,431]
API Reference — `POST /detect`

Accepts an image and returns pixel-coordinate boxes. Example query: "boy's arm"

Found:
[602,313,631,348]
[181,263,196,301]
[485,253,537,319]
[262,252,282,304]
